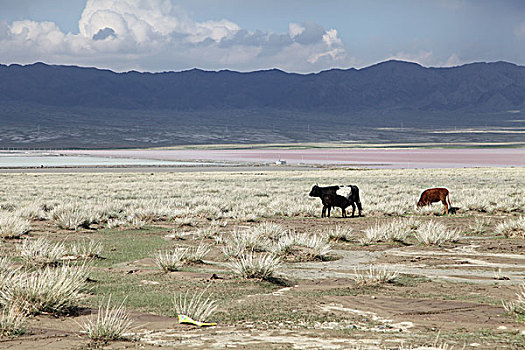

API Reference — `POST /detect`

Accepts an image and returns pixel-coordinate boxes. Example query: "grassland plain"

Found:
[0,167,524,349]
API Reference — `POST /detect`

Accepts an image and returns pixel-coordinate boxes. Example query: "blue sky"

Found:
[0,0,524,73]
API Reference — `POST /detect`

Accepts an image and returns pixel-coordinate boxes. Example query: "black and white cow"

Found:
[309,185,362,218]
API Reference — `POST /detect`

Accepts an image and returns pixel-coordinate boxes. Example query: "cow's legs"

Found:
[322,206,326,218]
[350,202,356,217]
[442,200,448,215]
[356,201,362,217]
[327,206,331,217]
[341,207,346,218]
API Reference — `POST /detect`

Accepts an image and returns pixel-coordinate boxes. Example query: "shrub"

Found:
[221,239,247,259]
[51,203,94,230]
[15,203,46,221]
[69,239,104,260]
[184,242,211,263]
[385,218,419,243]
[0,264,89,315]
[173,289,218,322]
[0,305,26,337]
[359,219,419,245]
[0,264,19,293]
[227,252,281,280]
[81,297,133,341]
[272,232,332,260]
[0,257,13,275]
[19,238,67,267]
[154,248,188,272]
[231,228,271,252]
[291,233,332,258]
[195,225,220,239]
[415,221,460,245]
[359,223,388,245]
[502,283,525,317]
[353,265,400,285]
[0,213,30,239]
[326,225,354,242]
[495,216,525,238]
[249,222,286,240]
[469,217,492,235]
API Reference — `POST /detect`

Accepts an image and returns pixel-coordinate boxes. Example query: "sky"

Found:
[0,0,524,73]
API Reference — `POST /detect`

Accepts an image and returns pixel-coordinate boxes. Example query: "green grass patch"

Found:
[93,226,167,267]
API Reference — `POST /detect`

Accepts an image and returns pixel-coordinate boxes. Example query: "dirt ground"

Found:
[1,214,525,349]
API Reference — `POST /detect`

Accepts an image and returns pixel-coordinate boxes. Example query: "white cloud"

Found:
[322,29,342,47]
[184,19,240,43]
[288,23,304,38]
[79,0,177,41]
[0,0,350,72]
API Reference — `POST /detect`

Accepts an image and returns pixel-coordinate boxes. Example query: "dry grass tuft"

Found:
[227,252,281,280]
[272,232,332,260]
[0,305,26,338]
[81,296,133,342]
[0,264,89,315]
[173,288,218,322]
[326,225,354,242]
[68,239,104,260]
[154,248,188,272]
[468,217,492,235]
[19,238,67,267]
[0,213,30,239]
[502,283,525,316]
[353,265,400,285]
[51,203,94,230]
[359,222,388,245]
[495,216,525,238]
[415,221,460,245]
[184,242,211,263]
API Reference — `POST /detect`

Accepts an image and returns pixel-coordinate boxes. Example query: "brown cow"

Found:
[417,188,451,215]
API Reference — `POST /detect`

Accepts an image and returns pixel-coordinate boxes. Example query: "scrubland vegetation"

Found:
[0,167,524,349]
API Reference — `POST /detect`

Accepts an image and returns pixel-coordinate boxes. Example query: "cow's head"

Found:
[309,185,322,197]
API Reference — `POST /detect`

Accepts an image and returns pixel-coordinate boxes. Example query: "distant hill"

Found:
[1,60,524,148]
[2,60,525,112]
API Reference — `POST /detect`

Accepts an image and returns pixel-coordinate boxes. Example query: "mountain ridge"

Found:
[1,60,524,148]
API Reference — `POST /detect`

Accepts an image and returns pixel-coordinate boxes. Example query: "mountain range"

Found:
[0,60,524,147]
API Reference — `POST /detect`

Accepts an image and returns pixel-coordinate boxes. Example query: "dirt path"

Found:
[286,244,525,285]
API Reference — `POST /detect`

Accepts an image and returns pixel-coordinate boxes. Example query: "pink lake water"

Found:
[61,148,525,169]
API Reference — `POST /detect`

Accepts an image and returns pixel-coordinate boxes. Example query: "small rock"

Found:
[497,326,507,330]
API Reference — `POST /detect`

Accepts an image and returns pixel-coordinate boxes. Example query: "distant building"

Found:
[275,159,286,165]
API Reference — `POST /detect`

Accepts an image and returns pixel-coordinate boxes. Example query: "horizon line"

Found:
[0,59,519,76]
